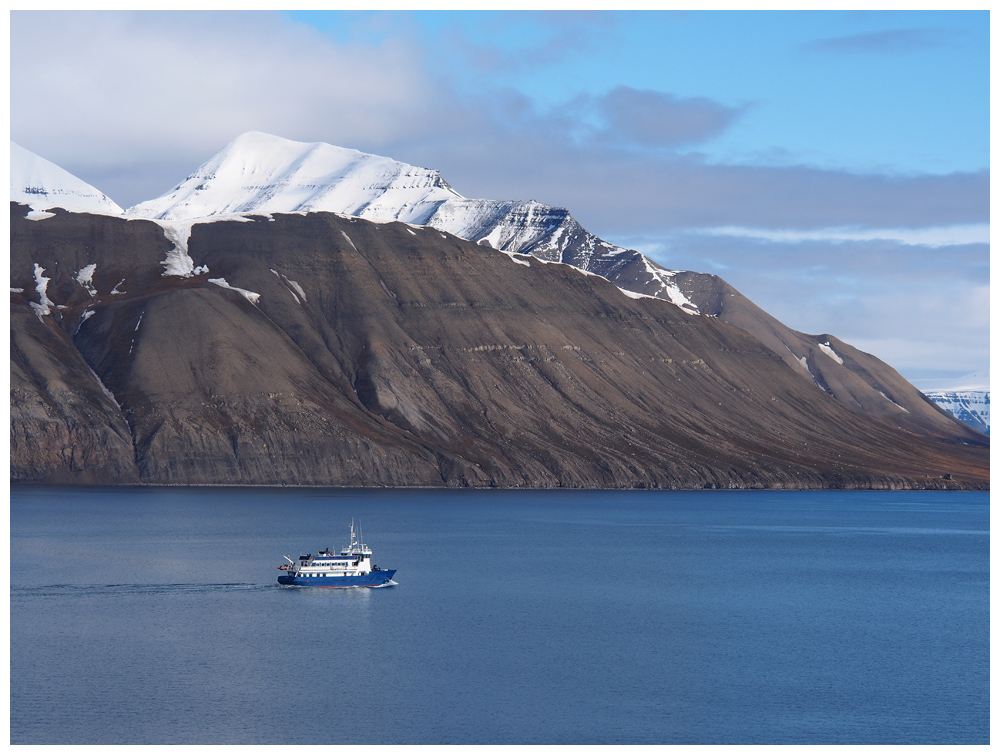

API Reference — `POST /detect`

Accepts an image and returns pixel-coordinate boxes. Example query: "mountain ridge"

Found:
[10,204,988,488]
[121,132,703,310]
[104,133,981,437]
[9,136,988,488]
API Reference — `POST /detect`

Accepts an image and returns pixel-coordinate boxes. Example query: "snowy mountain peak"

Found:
[10,142,124,217]
[126,131,461,223]
[123,131,699,312]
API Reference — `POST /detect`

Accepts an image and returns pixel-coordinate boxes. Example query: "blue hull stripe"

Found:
[278,570,396,588]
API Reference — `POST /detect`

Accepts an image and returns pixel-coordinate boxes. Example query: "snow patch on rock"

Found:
[76,264,98,297]
[506,253,532,267]
[877,391,909,412]
[270,269,306,304]
[619,285,664,301]
[641,257,699,314]
[340,230,358,251]
[208,277,260,304]
[30,263,54,319]
[818,341,844,365]
[151,220,198,277]
[285,279,306,302]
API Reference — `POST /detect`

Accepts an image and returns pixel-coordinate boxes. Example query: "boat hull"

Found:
[277,570,396,588]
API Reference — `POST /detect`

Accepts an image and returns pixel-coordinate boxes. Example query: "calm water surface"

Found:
[10,487,989,744]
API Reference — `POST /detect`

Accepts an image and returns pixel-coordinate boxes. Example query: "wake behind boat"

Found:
[277,521,396,588]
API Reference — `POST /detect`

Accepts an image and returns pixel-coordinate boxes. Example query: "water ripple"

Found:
[11,582,275,599]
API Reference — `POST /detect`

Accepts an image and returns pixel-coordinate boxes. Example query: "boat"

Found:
[277,521,396,588]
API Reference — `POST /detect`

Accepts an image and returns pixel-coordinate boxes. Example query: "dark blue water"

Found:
[10,487,989,744]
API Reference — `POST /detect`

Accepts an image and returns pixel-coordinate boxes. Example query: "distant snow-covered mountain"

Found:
[10,142,123,217]
[922,391,989,435]
[912,371,990,435]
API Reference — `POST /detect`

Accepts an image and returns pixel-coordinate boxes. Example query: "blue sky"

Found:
[296,10,987,174]
[10,10,989,383]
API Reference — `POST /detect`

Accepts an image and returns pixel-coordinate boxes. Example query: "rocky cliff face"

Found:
[10,203,989,489]
[11,304,138,483]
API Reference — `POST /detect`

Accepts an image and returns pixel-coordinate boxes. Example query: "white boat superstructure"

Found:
[277,521,395,587]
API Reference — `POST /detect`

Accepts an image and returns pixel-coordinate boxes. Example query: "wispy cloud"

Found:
[625,230,989,375]
[420,130,988,234]
[449,11,619,73]
[804,27,966,55]
[699,224,990,248]
[584,87,745,148]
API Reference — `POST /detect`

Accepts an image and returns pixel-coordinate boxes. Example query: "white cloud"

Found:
[12,11,442,175]
[699,223,990,247]
[626,230,989,379]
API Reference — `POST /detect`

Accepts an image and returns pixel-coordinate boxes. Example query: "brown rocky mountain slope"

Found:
[451,210,971,439]
[10,203,988,488]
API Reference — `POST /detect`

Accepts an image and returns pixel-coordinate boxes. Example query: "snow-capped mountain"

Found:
[10,132,987,443]
[9,134,989,486]
[125,132,700,312]
[11,142,123,217]
[126,132,460,224]
[912,371,990,435]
